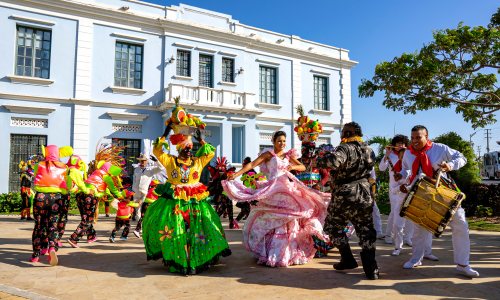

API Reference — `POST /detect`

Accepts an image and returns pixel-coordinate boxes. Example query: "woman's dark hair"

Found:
[343,122,363,137]
[272,130,286,142]
[391,134,410,147]
[243,157,252,164]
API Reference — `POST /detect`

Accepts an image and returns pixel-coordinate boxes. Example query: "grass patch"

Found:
[68,202,117,216]
[467,217,500,232]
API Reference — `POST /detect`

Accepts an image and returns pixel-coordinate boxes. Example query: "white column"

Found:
[291,59,302,151]
[339,68,352,125]
[72,18,93,161]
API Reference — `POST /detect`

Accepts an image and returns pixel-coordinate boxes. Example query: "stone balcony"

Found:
[162,83,262,115]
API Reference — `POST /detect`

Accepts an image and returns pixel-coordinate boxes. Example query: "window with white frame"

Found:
[15,25,51,78]
[222,57,235,83]
[313,75,329,111]
[176,50,191,77]
[114,42,143,89]
[259,66,277,104]
[232,126,245,164]
[199,54,213,88]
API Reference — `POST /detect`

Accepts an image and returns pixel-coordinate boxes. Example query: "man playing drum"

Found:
[400,125,479,278]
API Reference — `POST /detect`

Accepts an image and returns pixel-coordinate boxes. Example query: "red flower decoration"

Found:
[192,171,199,179]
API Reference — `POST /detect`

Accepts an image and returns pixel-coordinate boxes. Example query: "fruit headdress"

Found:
[165,97,207,150]
[293,105,323,142]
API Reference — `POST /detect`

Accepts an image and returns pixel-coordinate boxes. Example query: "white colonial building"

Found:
[0,0,357,192]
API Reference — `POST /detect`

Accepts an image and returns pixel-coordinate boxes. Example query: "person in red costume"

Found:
[30,145,73,266]
[110,190,139,242]
[67,161,123,248]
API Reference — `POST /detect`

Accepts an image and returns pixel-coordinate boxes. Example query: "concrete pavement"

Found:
[0,215,499,300]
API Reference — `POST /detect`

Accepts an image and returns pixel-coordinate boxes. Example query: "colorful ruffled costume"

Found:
[222,148,330,267]
[142,98,230,275]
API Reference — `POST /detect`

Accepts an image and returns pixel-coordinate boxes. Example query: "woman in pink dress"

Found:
[222,131,330,267]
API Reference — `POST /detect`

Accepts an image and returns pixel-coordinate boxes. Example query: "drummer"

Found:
[399,125,479,278]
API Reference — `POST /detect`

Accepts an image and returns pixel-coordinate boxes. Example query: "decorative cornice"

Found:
[107,112,149,121]
[172,42,194,49]
[204,115,226,120]
[3,104,55,115]
[218,81,236,87]
[7,75,54,86]
[229,116,248,122]
[309,109,333,116]
[218,51,237,57]
[310,69,331,76]
[0,92,159,111]
[255,102,282,110]
[3,0,357,69]
[110,32,147,42]
[195,47,217,53]
[109,86,147,95]
[255,59,280,66]
[172,75,193,81]
[256,115,291,123]
[9,14,55,26]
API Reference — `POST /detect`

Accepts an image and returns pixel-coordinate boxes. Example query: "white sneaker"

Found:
[404,239,413,247]
[424,254,439,261]
[391,249,401,256]
[403,259,422,269]
[384,236,393,244]
[133,230,141,238]
[456,265,479,278]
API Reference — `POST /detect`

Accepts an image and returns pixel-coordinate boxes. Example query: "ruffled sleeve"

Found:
[287,148,299,160]
[195,143,215,168]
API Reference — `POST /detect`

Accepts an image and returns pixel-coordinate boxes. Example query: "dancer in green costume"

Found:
[143,100,231,275]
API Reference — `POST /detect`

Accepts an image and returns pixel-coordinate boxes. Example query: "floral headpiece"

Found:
[166,97,207,150]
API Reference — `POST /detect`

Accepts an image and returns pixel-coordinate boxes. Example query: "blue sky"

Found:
[147,0,498,155]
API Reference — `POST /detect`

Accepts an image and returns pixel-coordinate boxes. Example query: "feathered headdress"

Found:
[294,105,323,143]
[87,140,126,175]
[165,97,207,150]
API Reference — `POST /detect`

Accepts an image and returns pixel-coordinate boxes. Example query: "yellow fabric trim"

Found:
[173,190,210,202]
[341,136,364,143]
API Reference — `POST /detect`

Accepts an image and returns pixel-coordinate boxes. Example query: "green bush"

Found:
[376,181,390,215]
[0,192,22,213]
[462,183,500,216]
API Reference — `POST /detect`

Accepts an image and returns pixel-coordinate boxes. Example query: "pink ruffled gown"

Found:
[222,149,330,267]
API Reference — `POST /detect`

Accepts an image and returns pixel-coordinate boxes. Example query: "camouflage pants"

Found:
[324,181,377,252]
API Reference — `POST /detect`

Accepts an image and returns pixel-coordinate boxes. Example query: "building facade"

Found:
[0,0,357,193]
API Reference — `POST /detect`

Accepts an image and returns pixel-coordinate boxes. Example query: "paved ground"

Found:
[0,215,499,300]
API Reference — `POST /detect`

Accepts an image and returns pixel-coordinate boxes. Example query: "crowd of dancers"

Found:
[18,101,480,279]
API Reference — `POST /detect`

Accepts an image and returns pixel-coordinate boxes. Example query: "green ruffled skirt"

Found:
[142,183,231,274]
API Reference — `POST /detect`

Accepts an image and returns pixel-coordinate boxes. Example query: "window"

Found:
[199,54,213,87]
[176,50,191,77]
[15,26,51,78]
[232,126,245,164]
[222,57,235,83]
[9,134,47,192]
[114,42,143,89]
[314,76,329,111]
[259,66,277,104]
[112,138,141,179]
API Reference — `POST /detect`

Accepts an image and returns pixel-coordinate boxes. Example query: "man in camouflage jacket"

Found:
[318,122,379,280]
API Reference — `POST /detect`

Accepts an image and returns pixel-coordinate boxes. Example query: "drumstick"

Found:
[435,169,443,189]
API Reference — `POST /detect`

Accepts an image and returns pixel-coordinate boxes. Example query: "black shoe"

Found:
[334,260,358,270]
[27,217,34,221]
[334,242,358,270]
[360,249,379,280]
[20,216,26,220]
[105,214,110,217]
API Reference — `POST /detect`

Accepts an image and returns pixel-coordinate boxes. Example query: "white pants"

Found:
[372,202,383,236]
[390,192,415,249]
[410,207,470,265]
[386,192,415,244]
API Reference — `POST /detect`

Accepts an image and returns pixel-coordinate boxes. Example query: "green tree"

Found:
[367,136,392,161]
[359,8,500,129]
[433,132,481,187]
